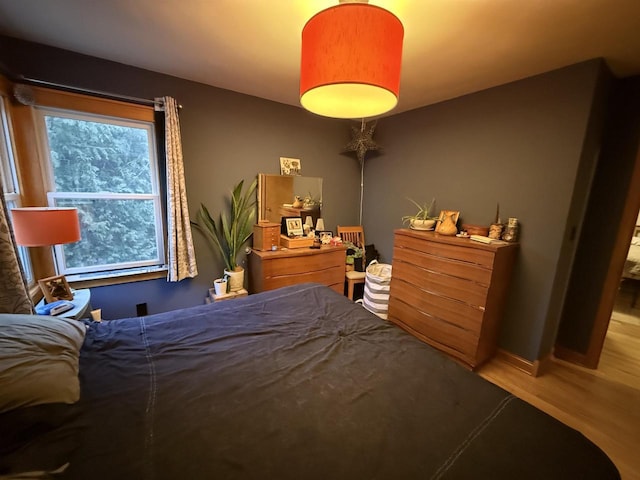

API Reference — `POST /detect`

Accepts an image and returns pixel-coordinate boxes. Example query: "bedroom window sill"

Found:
[28,267,168,305]
[66,266,168,289]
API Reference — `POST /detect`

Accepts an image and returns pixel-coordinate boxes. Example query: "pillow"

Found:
[0,313,86,413]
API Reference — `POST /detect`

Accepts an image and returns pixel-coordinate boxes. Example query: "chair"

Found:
[337,225,366,300]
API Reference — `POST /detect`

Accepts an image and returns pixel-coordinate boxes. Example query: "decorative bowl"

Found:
[462,224,489,236]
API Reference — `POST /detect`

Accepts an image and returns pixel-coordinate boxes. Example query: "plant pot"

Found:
[354,257,364,272]
[213,278,228,296]
[224,268,245,292]
[410,218,436,231]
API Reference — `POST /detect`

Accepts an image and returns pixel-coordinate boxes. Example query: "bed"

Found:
[1,283,619,479]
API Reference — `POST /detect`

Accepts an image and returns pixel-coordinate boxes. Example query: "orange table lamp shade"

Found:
[11,207,81,246]
[300,3,404,119]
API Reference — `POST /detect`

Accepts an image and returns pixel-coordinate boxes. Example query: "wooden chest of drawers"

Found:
[252,222,281,251]
[248,245,346,294]
[388,229,518,369]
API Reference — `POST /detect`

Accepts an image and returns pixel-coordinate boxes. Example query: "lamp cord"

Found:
[359,117,365,225]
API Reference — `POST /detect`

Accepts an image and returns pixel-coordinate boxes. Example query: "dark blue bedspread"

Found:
[1,284,619,479]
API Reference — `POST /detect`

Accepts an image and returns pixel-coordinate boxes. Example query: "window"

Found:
[37,107,165,276]
[0,96,33,283]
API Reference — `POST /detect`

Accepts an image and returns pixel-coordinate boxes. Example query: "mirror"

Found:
[258,174,323,227]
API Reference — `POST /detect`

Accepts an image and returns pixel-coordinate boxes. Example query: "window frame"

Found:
[0,91,34,284]
[37,106,166,276]
[3,80,168,289]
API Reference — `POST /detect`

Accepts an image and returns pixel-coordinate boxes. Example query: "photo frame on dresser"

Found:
[318,231,333,244]
[284,217,304,237]
[435,210,460,228]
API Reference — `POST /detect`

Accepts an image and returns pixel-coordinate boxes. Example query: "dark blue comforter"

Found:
[1,284,619,479]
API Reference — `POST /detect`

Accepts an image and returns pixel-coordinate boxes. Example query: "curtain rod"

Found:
[18,76,182,109]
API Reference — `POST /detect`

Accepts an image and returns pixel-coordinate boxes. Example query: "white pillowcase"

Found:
[0,313,86,413]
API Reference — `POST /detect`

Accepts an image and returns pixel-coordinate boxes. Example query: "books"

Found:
[470,235,494,244]
[35,299,74,316]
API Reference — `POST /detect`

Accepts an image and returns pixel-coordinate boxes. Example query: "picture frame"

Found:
[318,230,333,245]
[436,210,460,228]
[285,217,304,237]
[280,157,302,176]
[38,274,74,303]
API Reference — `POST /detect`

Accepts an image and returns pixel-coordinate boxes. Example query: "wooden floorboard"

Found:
[478,287,640,480]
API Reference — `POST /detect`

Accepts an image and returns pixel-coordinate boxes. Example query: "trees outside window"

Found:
[40,109,164,275]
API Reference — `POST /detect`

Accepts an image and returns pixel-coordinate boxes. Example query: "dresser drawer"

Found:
[395,233,495,268]
[263,265,344,291]
[388,296,479,365]
[393,245,492,286]
[392,257,488,308]
[249,245,346,294]
[389,277,484,335]
[263,250,343,277]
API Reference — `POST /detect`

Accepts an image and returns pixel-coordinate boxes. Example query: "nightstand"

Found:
[36,288,92,320]
[206,288,248,303]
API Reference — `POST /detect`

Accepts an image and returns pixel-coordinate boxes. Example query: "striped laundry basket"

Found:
[360,260,392,320]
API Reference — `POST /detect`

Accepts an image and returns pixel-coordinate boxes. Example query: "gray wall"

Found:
[4,35,635,363]
[362,60,606,360]
[0,36,362,318]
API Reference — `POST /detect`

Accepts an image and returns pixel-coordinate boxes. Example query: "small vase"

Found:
[213,278,228,296]
[488,223,504,240]
[224,268,245,292]
[437,213,458,236]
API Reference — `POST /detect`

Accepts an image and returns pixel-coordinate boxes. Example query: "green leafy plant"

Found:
[343,241,363,265]
[402,197,436,225]
[192,179,257,272]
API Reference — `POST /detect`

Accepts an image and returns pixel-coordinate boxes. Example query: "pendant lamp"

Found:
[300,1,404,119]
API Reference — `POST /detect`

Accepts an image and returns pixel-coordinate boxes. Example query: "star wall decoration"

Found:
[343,119,381,164]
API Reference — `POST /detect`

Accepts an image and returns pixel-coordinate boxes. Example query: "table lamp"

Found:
[11,207,81,247]
[11,207,81,296]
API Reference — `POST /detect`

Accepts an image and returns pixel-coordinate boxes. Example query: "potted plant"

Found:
[402,197,437,230]
[192,179,257,291]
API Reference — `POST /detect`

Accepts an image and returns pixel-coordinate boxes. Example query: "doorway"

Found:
[554,76,640,369]
[564,149,640,368]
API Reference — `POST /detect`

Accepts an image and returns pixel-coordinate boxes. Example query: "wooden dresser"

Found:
[248,245,346,294]
[388,229,518,370]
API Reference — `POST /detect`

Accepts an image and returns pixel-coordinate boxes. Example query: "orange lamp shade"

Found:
[300,3,404,119]
[11,207,81,246]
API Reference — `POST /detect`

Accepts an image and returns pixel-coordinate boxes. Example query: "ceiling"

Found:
[0,0,639,116]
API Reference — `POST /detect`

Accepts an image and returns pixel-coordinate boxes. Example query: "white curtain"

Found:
[161,96,198,282]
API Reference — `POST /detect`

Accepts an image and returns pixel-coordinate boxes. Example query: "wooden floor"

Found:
[479,284,640,480]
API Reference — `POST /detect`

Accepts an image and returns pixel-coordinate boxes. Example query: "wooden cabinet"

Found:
[253,222,281,251]
[249,245,346,294]
[388,229,518,370]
